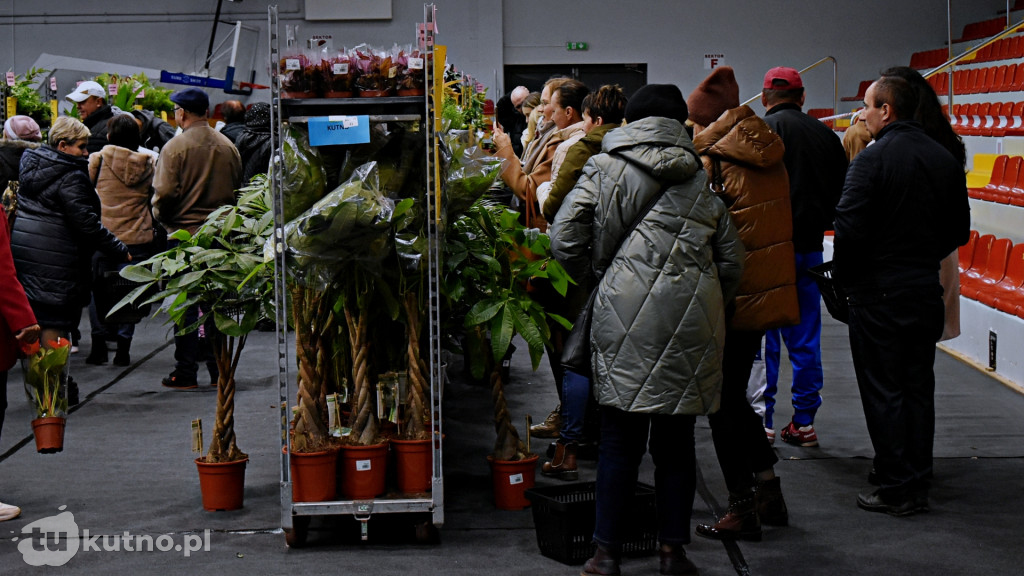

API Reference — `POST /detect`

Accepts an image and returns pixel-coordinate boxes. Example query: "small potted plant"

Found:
[352,45,395,98]
[23,336,71,453]
[112,176,275,511]
[320,49,355,98]
[395,46,426,97]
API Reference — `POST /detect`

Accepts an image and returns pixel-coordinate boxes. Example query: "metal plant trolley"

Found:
[267,4,445,546]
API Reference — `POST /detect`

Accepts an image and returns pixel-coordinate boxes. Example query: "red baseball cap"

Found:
[763,67,803,90]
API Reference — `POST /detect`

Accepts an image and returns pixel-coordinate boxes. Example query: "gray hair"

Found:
[48,116,91,147]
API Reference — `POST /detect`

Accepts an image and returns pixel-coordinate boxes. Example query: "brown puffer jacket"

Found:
[692,105,799,331]
[89,145,157,246]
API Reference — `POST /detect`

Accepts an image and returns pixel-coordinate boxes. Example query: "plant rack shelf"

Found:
[267,4,445,547]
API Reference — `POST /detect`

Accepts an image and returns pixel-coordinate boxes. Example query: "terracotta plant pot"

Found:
[488,453,539,510]
[195,457,247,511]
[287,447,338,502]
[31,417,66,454]
[391,438,432,494]
[358,89,390,98]
[324,91,354,98]
[337,442,388,499]
[397,88,425,97]
[282,90,317,99]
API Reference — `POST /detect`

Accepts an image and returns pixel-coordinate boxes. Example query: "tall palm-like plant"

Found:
[442,201,573,461]
[113,177,275,463]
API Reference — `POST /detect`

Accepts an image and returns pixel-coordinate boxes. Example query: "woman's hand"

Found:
[14,324,41,346]
[492,122,512,152]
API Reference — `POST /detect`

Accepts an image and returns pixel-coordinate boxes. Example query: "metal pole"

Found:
[947,0,954,118]
[204,0,225,74]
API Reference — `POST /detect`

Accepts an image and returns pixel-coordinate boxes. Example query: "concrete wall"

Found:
[0,0,1013,111]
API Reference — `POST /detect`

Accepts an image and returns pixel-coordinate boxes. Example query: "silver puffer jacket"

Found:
[549,117,744,416]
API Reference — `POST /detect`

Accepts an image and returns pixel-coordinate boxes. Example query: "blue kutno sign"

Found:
[308,115,371,146]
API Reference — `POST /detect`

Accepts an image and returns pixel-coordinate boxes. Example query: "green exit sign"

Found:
[566,41,588,51]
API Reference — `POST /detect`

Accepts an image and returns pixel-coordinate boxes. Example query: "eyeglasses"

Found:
[173,106,183,112]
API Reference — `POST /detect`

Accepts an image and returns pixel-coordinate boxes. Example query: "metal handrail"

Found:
[741,56,838,118]
[924,18,1024,78]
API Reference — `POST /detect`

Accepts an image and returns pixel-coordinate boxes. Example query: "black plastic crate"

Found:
[524,481,657,565]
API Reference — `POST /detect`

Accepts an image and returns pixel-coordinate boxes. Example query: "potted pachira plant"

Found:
[112,176,275,511]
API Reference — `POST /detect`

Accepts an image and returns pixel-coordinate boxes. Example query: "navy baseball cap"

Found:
[170,88,210,115]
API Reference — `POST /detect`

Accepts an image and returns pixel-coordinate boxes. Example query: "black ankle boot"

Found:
[582,544,621,576]
[85,346,107,365]
[659,543,698,575]
[113,337,131,367]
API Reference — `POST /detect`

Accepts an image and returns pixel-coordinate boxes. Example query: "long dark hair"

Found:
[881,66,966,168]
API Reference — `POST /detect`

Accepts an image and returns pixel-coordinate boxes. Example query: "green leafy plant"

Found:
[442,200,573,461]
[24,337,71,418]
[112,176,275,463]
[9,67,52,126]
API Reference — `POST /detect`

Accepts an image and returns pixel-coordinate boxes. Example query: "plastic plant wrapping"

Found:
[280,38,317,98]
[284,161,395,289]
[23,337,71,418]
[352,44,395,96]
[320,48,355,97]
[394,44,426,95]
[282,126,327,222]
[442,129,504,219]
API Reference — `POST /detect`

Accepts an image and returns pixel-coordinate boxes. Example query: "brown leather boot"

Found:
[581,544,620,576]
[695,493,762,541]
[755,476,789,526]
[530,405,562,438]
[659,543,698,575]
[541,441,578,480]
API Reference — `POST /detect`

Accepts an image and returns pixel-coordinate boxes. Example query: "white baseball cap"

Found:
[65,80,106,103]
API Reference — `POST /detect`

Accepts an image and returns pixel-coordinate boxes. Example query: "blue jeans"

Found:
[765,251,824,428]
[559,369,590,443]
[594,407,696,551]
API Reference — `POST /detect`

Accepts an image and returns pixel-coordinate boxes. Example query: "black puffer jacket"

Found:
[132,109,177,152]
[11,146,128,309]
[84,105,115,154]
[0,138,40,192]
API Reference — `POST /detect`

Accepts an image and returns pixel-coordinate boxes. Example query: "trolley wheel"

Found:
[285,516,310,547]
[414,520,439,544]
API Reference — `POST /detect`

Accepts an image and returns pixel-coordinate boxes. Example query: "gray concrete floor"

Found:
[1,310,1023,575]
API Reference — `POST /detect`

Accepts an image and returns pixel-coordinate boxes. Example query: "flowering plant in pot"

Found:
[112,176,275,509]
[319,50,355,98]
[352,45,395,97]
[23,337,71,453]
[394,46,426,96]
[280,52,318,99]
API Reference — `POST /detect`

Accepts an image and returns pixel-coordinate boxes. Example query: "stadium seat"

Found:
[961,234,996,286]
[961,237,1011,300]
[969,154,1006,200]
[999,63,1017,91]
[991,102,1014,136]
[842,80,872,102]
[1009,165,1024,207]
[979,102,999,136]
[1011,64,1024,91]
[959,230,980,272]
[1003,101,1024,136]
[980,243,1024,309]
[989,155,1021,203]
[961,103,982,135]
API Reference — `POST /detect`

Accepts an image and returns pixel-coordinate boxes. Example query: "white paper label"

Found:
[5,72,15,87]
[333,63,349,75]
[356,459,372,472]
[49,77,57,91]
[408,58,424,70]
[509,473,524,485]
[137,89,145,98]
[327,115,359,128]
[108,83,118,96]
[285,58,301,71]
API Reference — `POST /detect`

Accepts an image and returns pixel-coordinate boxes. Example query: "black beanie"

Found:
[624,84,688,124]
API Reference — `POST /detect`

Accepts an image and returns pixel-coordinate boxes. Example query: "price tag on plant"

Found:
[509,473,524,485]
[285,58,301,71]
[5,72,14,87]
[408,58,424,70]
[191,419,203,454]
[108,83,118,96]
[356,460,372,472]
[50,77,57,91]
[332,62,349,75]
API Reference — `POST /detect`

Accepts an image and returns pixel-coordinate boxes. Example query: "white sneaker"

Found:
[765,427,776,445]
[0,502,21,522]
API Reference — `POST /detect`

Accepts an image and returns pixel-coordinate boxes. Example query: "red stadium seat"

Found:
[988,155,1021,203]
[961,237,1011,300]
[970,154,1006,200]
[999,63,1018,91]
[959,230,980,272]
[991,102,1014,136]
[980,243,1024,309]
[1003,101,1024,136]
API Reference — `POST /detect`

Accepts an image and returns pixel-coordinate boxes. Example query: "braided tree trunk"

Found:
[205,332,247,463]
[471,325,526,461]
[345,300,378,445]
[402,291,429,440]
[290,286,331,453]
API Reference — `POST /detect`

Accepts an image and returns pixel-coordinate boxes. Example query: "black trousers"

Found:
[708,328,779,495]
[848,285,943,497]
[0,370,7,445]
